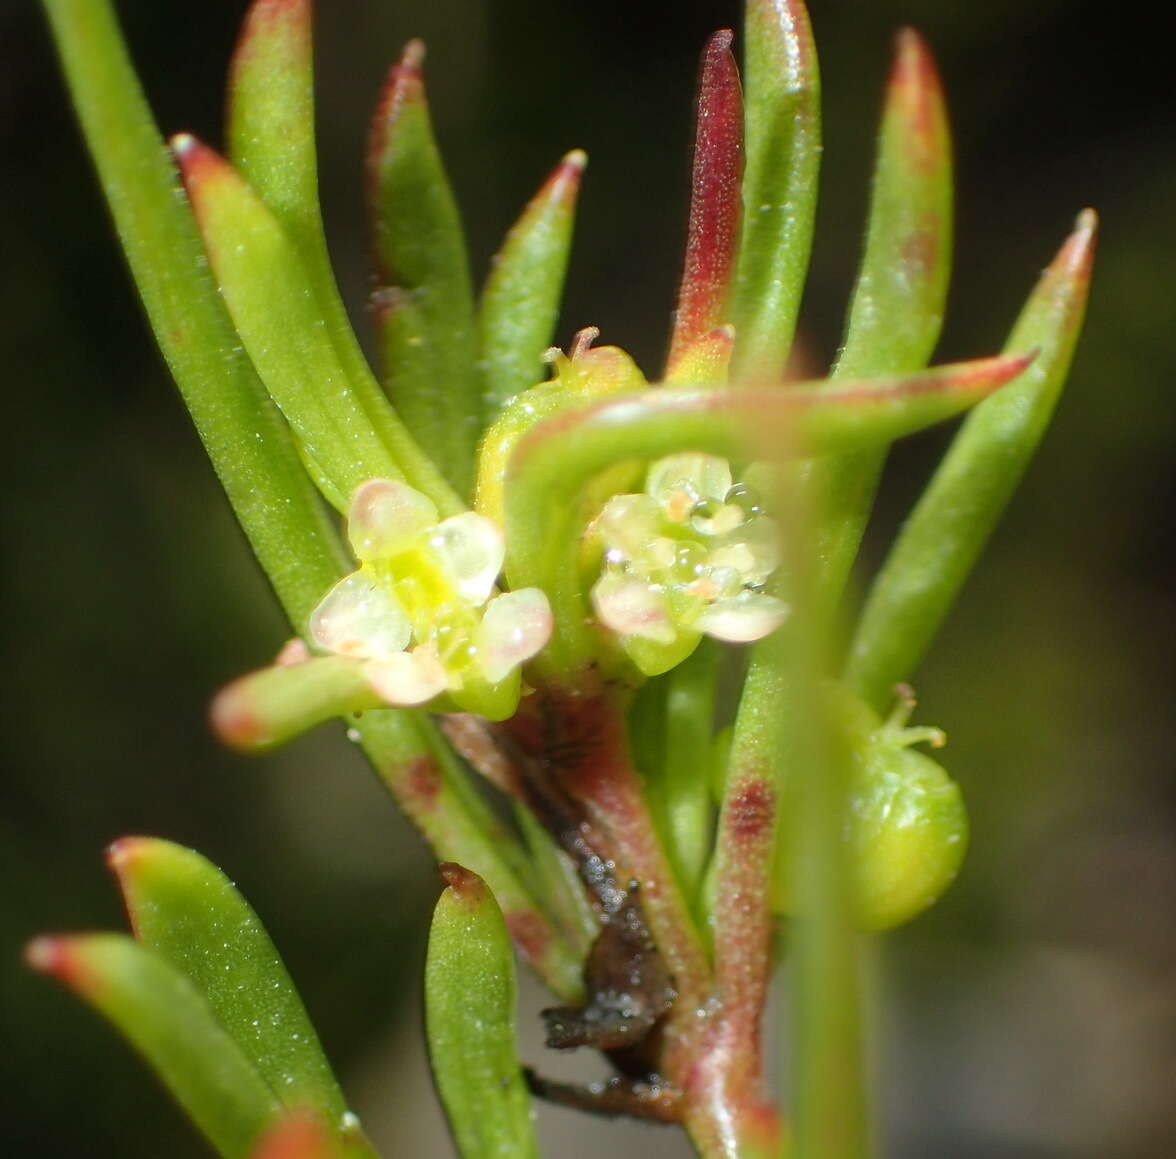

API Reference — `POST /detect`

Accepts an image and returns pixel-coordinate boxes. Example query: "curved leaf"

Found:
[27,934,280,1159]
[425,865,538,1159]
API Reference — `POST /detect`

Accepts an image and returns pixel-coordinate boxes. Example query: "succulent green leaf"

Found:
[655,640,720,898]
[366,41,481,494]
[666,31,743,377]
[40,0,347,627]
[172,134,437,507]
[106,839,378,1156]
[480,151,587,415]
[833,29,952,381]
[227,0,421,507]
[425,865,539,1159]
[26,933,281,1158]
[845,211,1097,709]
[808,28,954,609]
[211,656,383,752]
[504,354,1032,673]
[733,0,821,380]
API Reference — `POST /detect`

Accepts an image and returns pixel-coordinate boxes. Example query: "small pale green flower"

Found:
[310,479,552,719]
[590,452,787,675]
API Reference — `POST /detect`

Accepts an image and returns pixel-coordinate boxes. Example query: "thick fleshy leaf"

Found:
[480,151,586,414]
[173,135,462,515]
[845,211,1098,709]
[733,0,821,379]
[806,28,954,608]
[366,40,480,493]
[26,933,280,1158]
[106,840,377,1157]
[505,354,1032,673]
[211,654,383,752]
[227,0,413,505]
[666,30,743,377]
[425,865,539,1159]
[41,0,347,627]
[834,29,952,380]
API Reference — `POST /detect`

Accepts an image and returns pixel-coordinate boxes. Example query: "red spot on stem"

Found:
[403,753,442,812]
[725,780,776,843]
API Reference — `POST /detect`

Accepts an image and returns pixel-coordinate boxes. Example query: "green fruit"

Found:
[847,728,968,930]
[777,684,968,930]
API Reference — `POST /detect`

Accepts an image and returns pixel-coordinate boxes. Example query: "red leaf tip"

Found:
[24,935,66,975]
[438,861,482,897]
[707,28,735,54]
[209,679,267,751]
[105,836,153,873]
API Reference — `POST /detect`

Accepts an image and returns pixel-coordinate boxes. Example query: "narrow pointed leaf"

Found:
[834,29,952,380]
[807,28,954,608]
[846,211,1097,709]
[26,934,280,1158]
[366,41,480,493]
[425,865,539,1159]
[480,150,587,413]
[41,0,347,627]
[173,135,458,512]
[652,641,719,897]
[106,839,378,1156]
[666,31,743,377]
[733,0,821,379]
[227,0,417,503]
[505,352,1031,672]
[211,656,382,752]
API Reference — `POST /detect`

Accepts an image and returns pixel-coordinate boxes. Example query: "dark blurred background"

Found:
[3,1,1173,1156]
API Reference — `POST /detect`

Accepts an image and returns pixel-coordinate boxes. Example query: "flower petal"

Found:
[475,588,553,684]
[309,571,411,660]
[646,453,732,507]
[364,651,449,706]
[428,512,504,605]
[347,478,438,561]
[594,493,660,559]
[694,591,789,643]
[591,572,677,644]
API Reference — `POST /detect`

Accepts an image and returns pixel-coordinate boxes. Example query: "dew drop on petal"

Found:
[476,588,553,684]
[595,493,660,557]
[347,478,438,561]
[695,592,789,642]
[647,453,731,506]
[364,651,448,705]
[309,572,412,660]
[592,573,677,644]
[429,512,504,605]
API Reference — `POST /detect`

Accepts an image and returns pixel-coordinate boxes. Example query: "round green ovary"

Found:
[849,742,968,931]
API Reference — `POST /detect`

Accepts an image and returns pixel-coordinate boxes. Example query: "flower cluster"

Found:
[590,453,787,674]
[311,478,551,719]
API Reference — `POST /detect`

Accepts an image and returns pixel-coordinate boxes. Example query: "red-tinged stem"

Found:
[505,686,711,1027]
[667,30,744,376]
